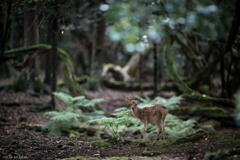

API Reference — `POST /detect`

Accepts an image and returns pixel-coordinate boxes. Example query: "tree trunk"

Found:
[51,12,59,110]
[89,12,106,91]
[24,2,38,94]
[44,27,53,85]
[11,4,23,49]
[0,1,12,66]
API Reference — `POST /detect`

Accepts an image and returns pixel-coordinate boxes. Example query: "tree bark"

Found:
[24,2,38,94]
[44,26,53,85]
[11,4,23,49]
[0,1,12,66]
[89,12,106,91]
[51,11,59,110]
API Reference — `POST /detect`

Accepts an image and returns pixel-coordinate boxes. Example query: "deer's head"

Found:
[125,97,140,110]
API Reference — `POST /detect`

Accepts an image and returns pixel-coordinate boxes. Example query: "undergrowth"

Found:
[86,107,132,141]
[86,95,198,140]
[42,92,105,136]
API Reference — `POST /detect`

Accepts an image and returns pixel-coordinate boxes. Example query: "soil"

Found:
[0,89,240,160]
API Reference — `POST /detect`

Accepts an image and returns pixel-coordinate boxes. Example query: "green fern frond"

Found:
[112,108,131,118]
[80,111,106,120]
[44,111,61,117]
[72,96,85,102]
[53,92,73,106]
[50,114,69,121]
[135,95,184,110]
[114,107,129,112]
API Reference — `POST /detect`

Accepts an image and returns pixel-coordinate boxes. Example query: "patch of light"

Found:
[109,32,122,41]
[135,42,145,52]
[99,4,109,11]
[125,43,135,52]
[142,35,148,39]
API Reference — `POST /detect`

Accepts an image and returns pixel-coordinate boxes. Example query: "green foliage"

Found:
[235,91,240,127]
[135,95,184,110]
[86,107,132,140]
[126,113,196,140]
[42,92,105,136]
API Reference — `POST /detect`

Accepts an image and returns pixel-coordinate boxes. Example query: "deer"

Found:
[125,97,168,146]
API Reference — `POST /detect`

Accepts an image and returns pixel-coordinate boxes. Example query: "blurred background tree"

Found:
[0,0,239,104]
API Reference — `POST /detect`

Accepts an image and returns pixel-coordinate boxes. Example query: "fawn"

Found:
[125,97,168,146]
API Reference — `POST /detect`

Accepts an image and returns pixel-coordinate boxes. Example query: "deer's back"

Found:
[139,104,168,122]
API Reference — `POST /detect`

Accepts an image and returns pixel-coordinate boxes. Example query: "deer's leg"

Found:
[142,121,148,142]
[161,120,166,145]
[152,122,162,146]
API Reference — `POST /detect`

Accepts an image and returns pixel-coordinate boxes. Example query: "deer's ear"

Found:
[125,97,130,103]
[136,98,141,103]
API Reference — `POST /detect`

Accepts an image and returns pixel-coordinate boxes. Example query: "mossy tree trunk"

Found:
[165,36,236,107]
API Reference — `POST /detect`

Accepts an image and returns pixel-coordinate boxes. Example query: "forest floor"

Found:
[0,88,240,160]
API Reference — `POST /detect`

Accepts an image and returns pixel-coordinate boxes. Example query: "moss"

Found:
[103,63,115,67]
[66,141,75,146]
[106,157,129,160]
[171,132,204,145]
[137,142,147,147]
[2,101,21,106]
[206,121,215,126]
[88,140,109,147]
[193,106,228,117]
[19,115,28,122]
[57,156,84,160]
[57,143,63,148]
[142,150,161,156]
[4,137,13,141]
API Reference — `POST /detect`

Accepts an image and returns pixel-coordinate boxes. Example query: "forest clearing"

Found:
[1,0,240,159]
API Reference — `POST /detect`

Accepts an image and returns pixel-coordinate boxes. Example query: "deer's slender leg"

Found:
[142,121,148,142]
[152,121,162,146]
[161,120,166,145]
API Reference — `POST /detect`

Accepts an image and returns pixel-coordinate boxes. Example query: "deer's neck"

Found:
[132,105,140,118]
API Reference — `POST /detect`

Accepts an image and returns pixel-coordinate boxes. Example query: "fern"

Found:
[85,107,132,140]
[42,92,105,136]
[135,95,184,110]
